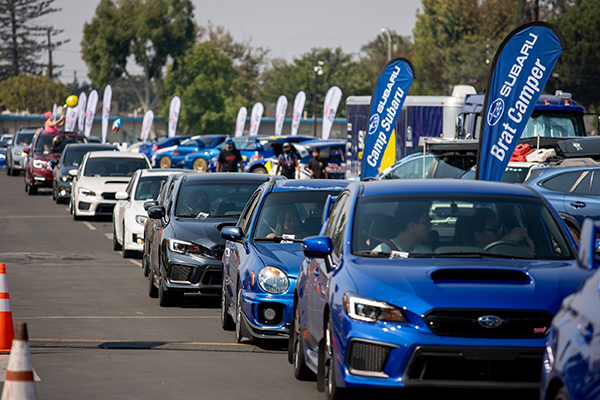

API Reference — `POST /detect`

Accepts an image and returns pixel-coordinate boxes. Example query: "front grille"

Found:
[423,309,553,338]
[102,192,116,200]
[170,264,192,282]
[201,269,221,286]
[405,346,543,386]
[95,204,114,214]
[347,340,393,374]
[211,245,225,260]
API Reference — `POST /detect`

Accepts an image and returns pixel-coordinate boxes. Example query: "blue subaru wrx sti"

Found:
[220,178,349,342]
[290,179,592,398]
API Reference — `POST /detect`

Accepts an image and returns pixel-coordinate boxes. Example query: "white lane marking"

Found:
[104,233,113,240]
[129,259,142,267]
[83,222,96,231]
[0,355,40,381]
[20,316,219,319]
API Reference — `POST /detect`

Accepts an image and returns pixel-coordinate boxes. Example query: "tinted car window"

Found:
[175,181,262,218]
[352,194,573,260]
[541,171,582,192]
[83,157,149,177]
[573,172,591,195]
[591,171,600,196]
[15,131,35,145]
[253,191,338,241]
[135,176,167,200]
[63,146,115,166]
[35,135,86,154]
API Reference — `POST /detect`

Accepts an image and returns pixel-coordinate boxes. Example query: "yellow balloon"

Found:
[66,95,79,108]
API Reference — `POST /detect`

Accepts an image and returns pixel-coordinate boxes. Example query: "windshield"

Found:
[64,147,115,166]
[83,157,149,177]
[218,137,267,151]
[253,191,338,242]
[15,131,35,145]
[521,111,585,138]
[180,138,206,147]
[35,135,86,154]
[135,176,167,201]
[175,181,262,218]
[352,194,573,260]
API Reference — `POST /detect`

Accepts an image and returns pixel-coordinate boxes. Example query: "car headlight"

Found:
[343,292,406,323]
[78,187,96,196]
[258,266,289,294]
[135,215,148,225]
[60,175,69,182]
[33,159,47,168]
[167,239,208,255]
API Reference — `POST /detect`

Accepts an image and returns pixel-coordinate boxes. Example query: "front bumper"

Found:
[123,221,145,252]
[31,167,53,187]
[75,196,117,216]
[164,252,222,294]
[11,153,25,170]
[56,180,72,199]
[334,315,546,390]
[240,286,295,340]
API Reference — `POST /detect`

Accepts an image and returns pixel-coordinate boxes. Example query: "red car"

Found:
[24,131,87,195]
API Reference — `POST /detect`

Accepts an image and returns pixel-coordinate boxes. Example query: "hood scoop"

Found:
[431,269,531,285]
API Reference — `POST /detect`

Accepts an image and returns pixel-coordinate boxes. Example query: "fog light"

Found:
[263,308,276,321]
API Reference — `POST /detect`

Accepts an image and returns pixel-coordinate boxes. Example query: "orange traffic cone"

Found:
[0,264,14,353]
[1,322,36,400]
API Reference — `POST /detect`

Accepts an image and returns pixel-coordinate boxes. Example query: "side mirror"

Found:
[68,169,78,177]
[144,200,158,211]
[577,218,600,270]
[302,236,333,258]
[147,205,165,220]
[115,191,128,200]
[221,226,244,242]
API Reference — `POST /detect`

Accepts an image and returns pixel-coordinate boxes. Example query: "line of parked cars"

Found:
[6,126,600,400]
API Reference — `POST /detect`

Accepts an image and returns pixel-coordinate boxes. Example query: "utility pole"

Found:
[312,60,324,137]
[47,28,53,79]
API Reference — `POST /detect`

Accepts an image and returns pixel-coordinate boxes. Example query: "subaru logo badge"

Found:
[486,99,504,126]
[368,114,379,135]
[478,315,503,328]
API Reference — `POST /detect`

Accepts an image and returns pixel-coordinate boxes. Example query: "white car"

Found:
[70,151,151,220]
[112,168,182,258]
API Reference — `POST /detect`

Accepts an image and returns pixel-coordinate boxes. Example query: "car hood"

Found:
[76,176,130,191]
[172,217,237,249]
[35,153,60,162]
[252,242,305,278]
[345,257,591,315]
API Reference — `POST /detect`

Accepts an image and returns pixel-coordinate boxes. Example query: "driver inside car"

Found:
[266,206,304,239]
[466,208,534,252]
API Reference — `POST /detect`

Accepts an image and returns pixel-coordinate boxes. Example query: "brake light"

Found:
[173,150,179,155]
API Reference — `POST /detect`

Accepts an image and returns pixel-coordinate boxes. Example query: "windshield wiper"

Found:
[254,236,303,243]
[353,251,394,258]
[433,251,537,260]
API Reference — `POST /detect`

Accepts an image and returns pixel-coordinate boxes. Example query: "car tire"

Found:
[148,269,158,298]
[159,156,172,169]
[11,167,19,176]
[158,272,184,307]
[112,221,122,251]
[52,184,57,201]
[121,223,136,258]
[192,158,208,172]
[292,304,315,380]
[235,286,253,343]
[318,317,346,400]
[27,183,37,195]
[252,166,268,174]
[221,277,235,331]
[554,387,570,400]
[143,252,150,277]
[5,164,10,175]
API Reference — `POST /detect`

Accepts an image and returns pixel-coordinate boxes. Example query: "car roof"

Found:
[64,143,118,151]
[297,139,345,147]
[87,150,147,159]
[139,168,189,177]
[358,179,539,198]
[183,172,269,183]
[271,179,350,192]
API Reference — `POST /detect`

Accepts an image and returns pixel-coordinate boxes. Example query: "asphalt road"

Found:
[0,171,538,399]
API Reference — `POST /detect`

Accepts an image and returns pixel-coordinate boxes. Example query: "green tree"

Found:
[411,0,516,95]
[545,0,600,112]
[161,42,240,134]
[0,74,66,112]
[360,30,413,73]
[81,0,195,111]
[259,47,374,119]
[0,0,64,79]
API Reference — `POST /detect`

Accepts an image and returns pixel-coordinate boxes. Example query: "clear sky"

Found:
[36,0,422,84]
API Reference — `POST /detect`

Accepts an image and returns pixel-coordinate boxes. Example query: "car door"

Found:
[563,169,600,226]
[225,190,263,302]
[116,172,137,242]
[307,193,350,341]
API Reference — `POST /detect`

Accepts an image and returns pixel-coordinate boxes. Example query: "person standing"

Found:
[275,142,299,179]
[307,147,328,179]
[217,138,244,172]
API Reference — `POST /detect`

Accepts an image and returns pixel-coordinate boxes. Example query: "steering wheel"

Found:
[483,240,534,256]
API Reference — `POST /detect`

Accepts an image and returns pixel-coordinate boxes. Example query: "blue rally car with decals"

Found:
[220,178,349,342]
[289,179,592,398]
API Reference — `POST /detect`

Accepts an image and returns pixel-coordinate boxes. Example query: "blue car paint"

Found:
[152,135,226,168]
[139,136,191,159]
[541,219,600,400]
[525,165,600,232]
[221,179,350,341]
[293,179,592,392]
